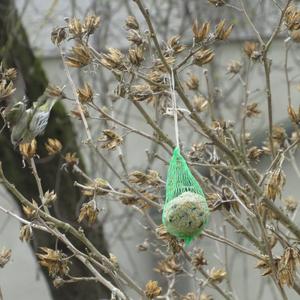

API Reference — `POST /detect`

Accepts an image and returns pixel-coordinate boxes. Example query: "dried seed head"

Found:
[0,248,11,268]
[185,74,199,90]
[130,84,153,102]
[109,253,119,269]
[81,178,110,197]
[51,27,67,45]
[37,247,70,277]
[78,200,99,225]
[53,277,65,288]
[288,105,300,124]
[208,268,226,283]
[246,103,261,118]
[284,5,300,31]
[0,80,16,99]
[144,280,162,299]
[128,46,144,66]
[247,146,264,161]
[192,49,214,66]
[19,139,37,159]
[125,16,139,30]
[154,256,182,275]
[129,170,160,186]
[67,18,83,37]
[22,199,39,219]
[77,83,93,103]
[265,169,286,201]
[272,126,286,146]
[290,29,300,42]
[208,0,226,6]
[244,42,261,60]
[189,143,205,162]
[45,138,62,155]
[283,196,298,213]
[2,67,17,81]
[192,20,210,43]
[70,104,89,119]
[278,247,300,287]
[191,248,207,269]
[83,15,101,35]
[127,29,143,45]
[98,129,123,150]
[65,44,92,68]
[227,60,242,74]
[215,20,233,40]
[200,294,214,300]
[43,190,57,206]
[100,48,126,71]
[64,152,79,167]
[193,95,208,112]
[45,85,65,98]
[154,55,176,72]
[167,35,186,54]
[19,224,33,242]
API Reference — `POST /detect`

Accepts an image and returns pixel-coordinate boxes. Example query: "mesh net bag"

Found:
[163,147,210,245]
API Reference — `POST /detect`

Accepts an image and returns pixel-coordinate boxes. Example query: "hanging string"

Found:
[169,68,180,149]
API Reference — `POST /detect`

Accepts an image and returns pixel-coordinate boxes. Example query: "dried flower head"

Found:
[64,152,79,167]
[109,253,119,269]
[77,83,93,103]
[144,280,162,299]
[288,105,300,124]
[65,44,92,68]
[70,104,89,119]
[189,143,205,162]
[83,15,101,35]
[125,16,139,30]
[0,80,16,99]
[277,247,300,287]
[272,126,286,147]
[192,20,210,43]
[200,294,214,300]
[156,224,183,254]
[128,170,160,186]
[284,5,300,31]
[37,247,70,277]
[191,248,207,269]
[100,48,126,71]
[154,55,176,72]
[193,95,208,112]
[19,224,33,242]
[208,268,226,283]
[193,49,214,66]
[283,196,298,213]
[215,20,233,40]
[208,0,226,6]
[130,84,153,102]
[167,35,186,54]
[51,27,67,45]
[67,17,83,37]
[290,29,300,42]
[45,138,62,155]
[0,248,11,268]
[19,139,37,159]
[43,190,57,206]
[247,146,264,161]
[256,255,279,276]
[45,85,65,98]
[185,74,199,90]
[127,29,143,45]
[227,60,242,74]
[265,169,286,201]
[128,46,144,66]
[155,256,182,275]
[246,103,261,118]
[1,67,17,81]
[78,200,99,225]
[22,199,39,219]
[244,41,261,60]
[98,129,123,150]
[81,178,110,197]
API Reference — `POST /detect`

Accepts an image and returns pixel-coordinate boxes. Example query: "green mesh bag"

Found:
[163,147,210,245]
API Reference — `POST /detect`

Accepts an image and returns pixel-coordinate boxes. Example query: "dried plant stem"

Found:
[29,158,49,214]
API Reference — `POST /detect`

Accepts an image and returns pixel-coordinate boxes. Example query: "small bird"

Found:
[4,92,62,146]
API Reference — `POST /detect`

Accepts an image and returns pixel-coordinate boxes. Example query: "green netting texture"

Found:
[163,147,209,244]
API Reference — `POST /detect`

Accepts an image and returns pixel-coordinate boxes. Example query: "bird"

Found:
[4,92,62,146]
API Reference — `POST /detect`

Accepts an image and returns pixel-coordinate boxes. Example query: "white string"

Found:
[169,68,180,148]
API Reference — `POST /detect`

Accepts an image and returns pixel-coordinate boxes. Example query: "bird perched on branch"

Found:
[3,91,62,146]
